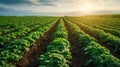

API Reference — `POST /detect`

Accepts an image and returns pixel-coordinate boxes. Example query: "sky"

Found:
[0,0,120,16]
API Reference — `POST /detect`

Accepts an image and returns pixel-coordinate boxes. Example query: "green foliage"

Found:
[39,52,69,67]
[38,18,71,67]
[64,18,120,67]
[0,16,58,66]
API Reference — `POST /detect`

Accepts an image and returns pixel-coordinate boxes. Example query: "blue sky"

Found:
[0,0,120,16]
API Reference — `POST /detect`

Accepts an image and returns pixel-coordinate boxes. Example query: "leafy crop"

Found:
[38,18,72,67]
[64,18,120,67]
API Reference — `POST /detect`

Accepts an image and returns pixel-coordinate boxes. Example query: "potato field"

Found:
[0,15,120,67]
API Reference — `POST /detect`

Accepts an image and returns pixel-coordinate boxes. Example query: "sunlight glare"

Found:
[80,3,97,13]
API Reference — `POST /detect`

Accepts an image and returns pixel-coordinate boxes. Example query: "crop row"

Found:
[0,22,41,36]
[0,19,57,48]
[67,18,120,52]
[38,18,72,67]
[0,16,55,28]
[0,19,58,67]
[67,17,120,30]
[81,22,120,38]
[64,18,120,67]
[0,17,56,35]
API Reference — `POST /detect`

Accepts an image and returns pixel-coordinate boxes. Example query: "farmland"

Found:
[0,15,120,67]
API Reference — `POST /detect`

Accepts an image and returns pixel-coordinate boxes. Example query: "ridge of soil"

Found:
[63,19,89,67]
[14,20,59,67]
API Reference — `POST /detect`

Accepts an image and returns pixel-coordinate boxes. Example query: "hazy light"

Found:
[0,0,120,15]
[80,3,98,13]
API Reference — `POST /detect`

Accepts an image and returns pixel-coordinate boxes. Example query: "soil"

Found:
[14,20,59,67]
[63,19,90,67]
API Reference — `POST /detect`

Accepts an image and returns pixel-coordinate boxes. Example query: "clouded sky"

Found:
[0,0,120,16]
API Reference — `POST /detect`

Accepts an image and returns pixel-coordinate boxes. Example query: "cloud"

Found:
[92,9,120,14]
[31,0,59,6]
[0,0,31,5]
[0,6,18,12]
[0,6,19,15]
[0,0,59,6]
[0,0,120,16]
[0,6,11,11]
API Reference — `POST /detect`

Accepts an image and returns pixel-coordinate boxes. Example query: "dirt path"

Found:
[63,19,88,67]
[15,20,59,67]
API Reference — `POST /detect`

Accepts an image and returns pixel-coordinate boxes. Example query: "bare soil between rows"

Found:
[63,19,91,67]
[14,20,59,67]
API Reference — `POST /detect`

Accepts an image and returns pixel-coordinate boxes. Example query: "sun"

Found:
[80,3,97,13]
